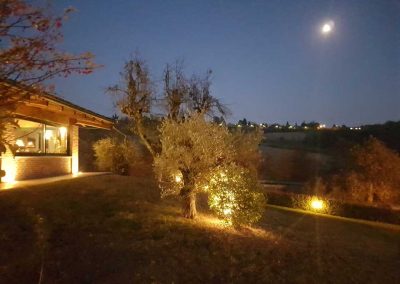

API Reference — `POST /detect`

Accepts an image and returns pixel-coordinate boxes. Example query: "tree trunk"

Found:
[182,192,197,219]
[180,170,197,219]
[134,115,156,158]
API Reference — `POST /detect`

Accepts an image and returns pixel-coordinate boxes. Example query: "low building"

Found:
[1,81,113,182]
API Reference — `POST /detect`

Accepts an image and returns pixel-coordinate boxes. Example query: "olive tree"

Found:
[154,114,265,225]
[154,114,234,218]
[110,56,265,224]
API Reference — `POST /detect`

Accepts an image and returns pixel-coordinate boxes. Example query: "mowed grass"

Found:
[0,174,399,283]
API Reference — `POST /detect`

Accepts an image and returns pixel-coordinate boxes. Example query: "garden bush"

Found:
[207,164,266,227]
[93,138,139,175]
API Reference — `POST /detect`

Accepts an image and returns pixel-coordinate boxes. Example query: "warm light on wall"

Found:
[2,157,17,183]
[72,158,79,175]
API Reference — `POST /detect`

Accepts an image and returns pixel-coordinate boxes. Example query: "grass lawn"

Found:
[0,174,399,283]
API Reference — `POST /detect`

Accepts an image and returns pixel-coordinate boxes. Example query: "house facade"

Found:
[1,81,113,182]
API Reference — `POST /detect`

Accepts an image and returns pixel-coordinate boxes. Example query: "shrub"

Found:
[206,164,266,227]
[328,137,400,207]
[93,138,138,175]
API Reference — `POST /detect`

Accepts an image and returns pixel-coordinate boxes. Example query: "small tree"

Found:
[347,137,400,205]
[327,137,400,206]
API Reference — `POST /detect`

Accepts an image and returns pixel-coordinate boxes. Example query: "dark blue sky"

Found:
[52,0,400,126]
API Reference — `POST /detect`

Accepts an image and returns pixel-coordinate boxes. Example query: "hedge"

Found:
[265,190,400,225]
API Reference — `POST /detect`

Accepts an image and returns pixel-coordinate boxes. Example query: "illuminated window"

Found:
[13,119,69,155]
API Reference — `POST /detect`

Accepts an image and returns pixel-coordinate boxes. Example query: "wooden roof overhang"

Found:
[1,81,113,130]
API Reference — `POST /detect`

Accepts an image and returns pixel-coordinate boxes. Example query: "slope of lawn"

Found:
[0,174,399,283]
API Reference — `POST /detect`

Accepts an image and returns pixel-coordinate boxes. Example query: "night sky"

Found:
[52,0,400,126]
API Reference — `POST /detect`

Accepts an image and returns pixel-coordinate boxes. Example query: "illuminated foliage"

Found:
[154,114,233,196]
[207,164,265,226]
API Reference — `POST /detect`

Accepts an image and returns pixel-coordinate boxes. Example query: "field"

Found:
[259,145,331,182]
[0,174,399,283]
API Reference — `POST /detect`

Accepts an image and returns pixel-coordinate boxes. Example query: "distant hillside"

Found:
[263,121,400,153]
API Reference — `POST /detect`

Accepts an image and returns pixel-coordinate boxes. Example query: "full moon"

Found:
[321,21,334,35]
